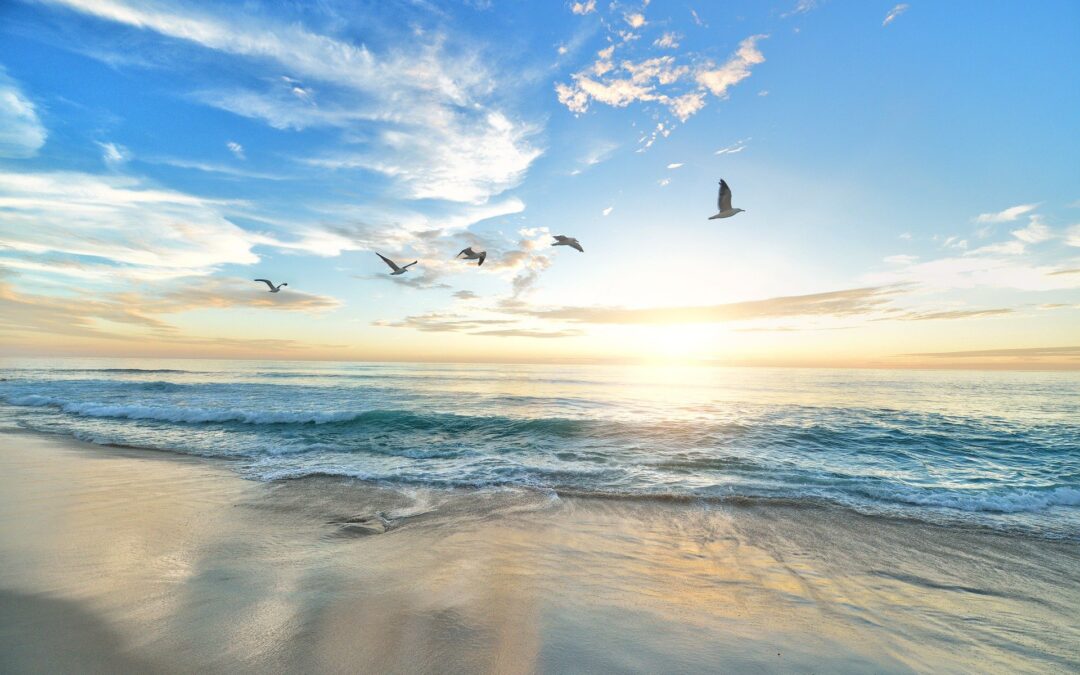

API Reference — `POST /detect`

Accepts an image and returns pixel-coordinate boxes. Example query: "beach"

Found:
[2,430,1078,674]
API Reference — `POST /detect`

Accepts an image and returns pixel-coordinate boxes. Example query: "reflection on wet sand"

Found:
[1,432,1077,673]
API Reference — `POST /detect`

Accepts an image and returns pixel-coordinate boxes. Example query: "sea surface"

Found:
[1,358,1078,539]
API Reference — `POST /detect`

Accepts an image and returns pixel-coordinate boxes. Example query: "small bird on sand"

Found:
[552,235,584,252]
[457,247,487,266]
[709,179,745,219]
[376,252,417,276]
[254,279,287,292]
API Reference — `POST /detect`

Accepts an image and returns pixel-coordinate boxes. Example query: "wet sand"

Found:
[1,431,1078,674]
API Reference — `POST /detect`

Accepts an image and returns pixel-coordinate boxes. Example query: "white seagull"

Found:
[254,278,287,292]
[709,179,745,219]
[552,235,584,252]
[457,247,487,266]
[376,252,417,276]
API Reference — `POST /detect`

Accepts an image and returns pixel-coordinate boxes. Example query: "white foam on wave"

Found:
[866,485,1080,513]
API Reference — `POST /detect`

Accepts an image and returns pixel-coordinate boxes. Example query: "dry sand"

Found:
[1,431,1078,674]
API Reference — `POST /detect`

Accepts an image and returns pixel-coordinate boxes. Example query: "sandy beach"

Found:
[1,430,1078,674]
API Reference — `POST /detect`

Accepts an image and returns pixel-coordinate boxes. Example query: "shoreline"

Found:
[2,430,1078,673]
[7,424,1077,545]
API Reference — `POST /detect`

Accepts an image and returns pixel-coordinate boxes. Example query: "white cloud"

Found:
[1011,216,1052,244]
[0,69,47,159]
[226,141,245,159]
[96,141,129,164]
[556,35,766,128]
[571,0,596,15]
[883,4,909,26]
[302,112,541,203]
[654,32,680,49]
[782,0,818,18]
[666,162,683,169]
[884,254,918,265]
[715,139,749,155]
[42,0,540,204]
[658,178,670,186]
[625,13,646,29]
[869,251,1080,292]
[1065,224,1080,247]
[0,170,258,276]
[696,35,768,98]
[974,203,1039,223]
[602,206,613,216]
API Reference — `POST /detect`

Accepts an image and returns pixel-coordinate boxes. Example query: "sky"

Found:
[0,0,1078,369]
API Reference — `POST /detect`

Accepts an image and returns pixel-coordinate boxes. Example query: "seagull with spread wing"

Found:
[552,235,584,252]
[708,179,745,219]
[457,247,487,266]
[376,252,417,276]
[254,279,287,293]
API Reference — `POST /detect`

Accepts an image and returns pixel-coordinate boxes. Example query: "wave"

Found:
[860,485,1080,514]
[1,394,601,434]
[5,395,365,425]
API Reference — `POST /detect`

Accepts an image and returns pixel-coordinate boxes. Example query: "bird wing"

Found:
[478,252,486,266]
[569,240,584,253]
[553,235,568,242]
[458,247,474,257]
[376,252,402,272]
[254,279,275,290]
[718,180,732,212]
[403,261,418,270]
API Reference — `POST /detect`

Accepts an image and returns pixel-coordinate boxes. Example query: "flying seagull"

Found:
[457,247,487,266]
[376,252,417,276]
[552,235,584,252]
[709,179,745,219]
[254,278,287,292]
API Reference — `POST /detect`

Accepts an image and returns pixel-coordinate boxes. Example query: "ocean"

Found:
[1,358,1078,540]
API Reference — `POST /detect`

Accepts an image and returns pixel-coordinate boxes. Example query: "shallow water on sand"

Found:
[1,433,1077,674]
[1,358,1078,539]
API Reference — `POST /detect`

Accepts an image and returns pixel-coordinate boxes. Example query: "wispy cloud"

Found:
[41,0,541,205]
[556,35,766,128]
[527,286,900,325]
[226,141,245,159]
[0,274,339,347]
[1065,224,1080,247]
[654,32,680,49]
[0,68,47,159]
[571,0,596,15]
[781,0,818,19]
[905,346,1080,359]
[0,170,258,277]
[695,35,768,98]
[715,138,749,155]
[891,308,1013,321]
[975,203,1039,223]
[882,4,909,27]
[96,141,129,164]
[1011,216,1052,244]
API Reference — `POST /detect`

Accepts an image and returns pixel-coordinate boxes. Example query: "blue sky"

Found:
[1,0,1078,367]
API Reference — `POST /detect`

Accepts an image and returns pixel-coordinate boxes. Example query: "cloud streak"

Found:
[527,286,900,324]
[40,0,541,204]
[975,203,1038,223]
[0,68,47,159]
